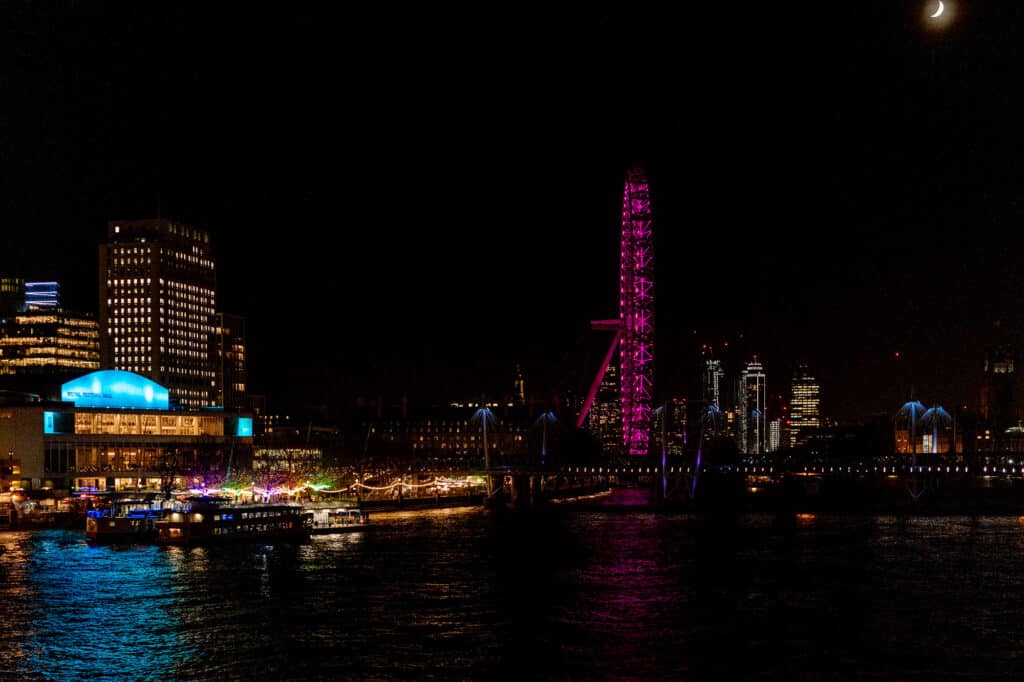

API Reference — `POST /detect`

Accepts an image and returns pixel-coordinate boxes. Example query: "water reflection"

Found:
[0,514,1024,678]
[18,531,184,679]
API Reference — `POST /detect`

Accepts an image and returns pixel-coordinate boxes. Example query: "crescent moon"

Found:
[930,0,944,18]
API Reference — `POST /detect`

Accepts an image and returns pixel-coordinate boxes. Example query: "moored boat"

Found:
[306,504,371,534]
[155,497,312,545]
[86,498,167,543]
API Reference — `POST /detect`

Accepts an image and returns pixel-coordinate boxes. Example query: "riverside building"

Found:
[0,370,252,492]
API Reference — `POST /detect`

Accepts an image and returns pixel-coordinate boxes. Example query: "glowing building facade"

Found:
[99,219,216,408]
[0,370,252,492]
[0,312,100,379]
[253,447,322,473]
[789,364,821,448]
[24,281,60,311]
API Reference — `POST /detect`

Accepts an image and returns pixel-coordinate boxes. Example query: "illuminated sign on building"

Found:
[236,417,253,437]
[60,370,170,410]
[226,417,253,437]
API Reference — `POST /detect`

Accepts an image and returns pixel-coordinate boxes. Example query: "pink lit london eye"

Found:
[619,166,654,455]
[577,166,655,455]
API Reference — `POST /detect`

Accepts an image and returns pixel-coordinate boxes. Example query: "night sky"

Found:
[4,1,1024,420]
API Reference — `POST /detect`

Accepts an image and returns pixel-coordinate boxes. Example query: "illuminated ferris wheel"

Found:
[619,166,654,455]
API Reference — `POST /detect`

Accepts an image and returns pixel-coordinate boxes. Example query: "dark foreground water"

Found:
[2,496,1024,680]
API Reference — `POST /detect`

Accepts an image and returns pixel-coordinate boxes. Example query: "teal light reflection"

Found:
[20,531,190,678]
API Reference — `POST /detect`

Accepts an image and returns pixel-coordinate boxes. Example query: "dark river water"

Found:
[2,492,1024,680]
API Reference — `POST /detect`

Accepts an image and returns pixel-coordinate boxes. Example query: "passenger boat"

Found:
[307,505,371,535]
[155,497,313,545]
[86,498,167,543]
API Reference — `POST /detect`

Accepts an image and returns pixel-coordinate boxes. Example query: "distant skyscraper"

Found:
[768,419,781,453]
[736,377,747,451]
[24,281,60,311]
[702,357,724,407]
[739,358,767,454]
[212,312,247,409]
[667,397,687,454]
[588,361,622,453]
[789,364,821,448]
[99,219,216,408]
[652,397,687,455]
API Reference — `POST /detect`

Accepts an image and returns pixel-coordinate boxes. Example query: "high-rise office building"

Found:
[653,396,687,455]
[588,361,622,453]
[212,312,247,410]
[702,357,724,407]
[740,358,767,454]
[768,419,781,453]
[0,278,100,396]
[789,364,821,448]
[0,311,100,381]
[99,219,216,408]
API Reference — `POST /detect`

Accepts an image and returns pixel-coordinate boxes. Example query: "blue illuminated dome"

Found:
[61,370,170,410]
[920,405,952,428]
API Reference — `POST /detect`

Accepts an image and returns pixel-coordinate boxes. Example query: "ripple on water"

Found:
[0,514,1023,679]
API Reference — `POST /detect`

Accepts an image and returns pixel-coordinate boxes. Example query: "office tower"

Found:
[702,357,724,407]
[588,361,623,453]
[213,312,247,409]
[768,419,781,453]
[736,377,747,452]
[740,358,767,454]
[0,310,100,382]
[652,396,687,455]
[0,278,98,394]
[99,219,216,408]
[789,364,821,447]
